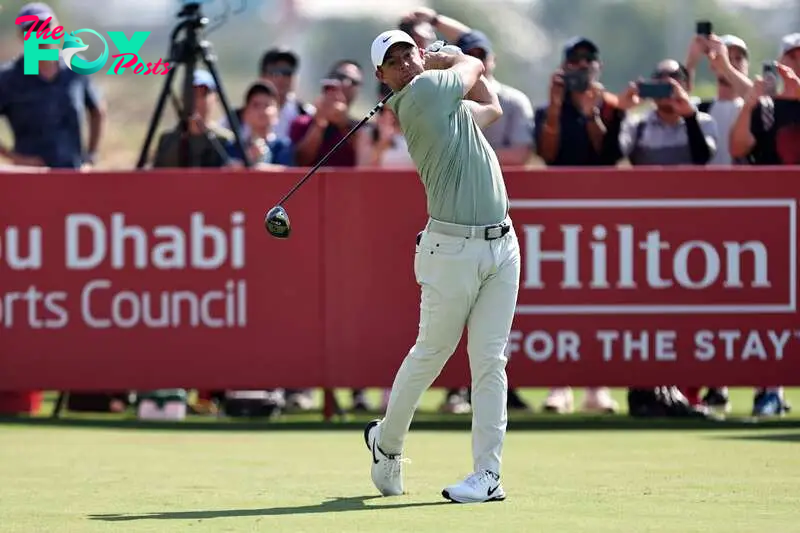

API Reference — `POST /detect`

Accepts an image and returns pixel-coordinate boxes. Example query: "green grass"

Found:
[1,424,799,532]
[1,388,799,532]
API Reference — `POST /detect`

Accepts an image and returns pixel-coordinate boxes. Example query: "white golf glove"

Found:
[426,40,463,56]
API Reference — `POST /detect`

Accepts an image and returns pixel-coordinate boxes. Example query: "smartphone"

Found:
[763,61,780,97]
[563,69,590,93]
[637,81,673,99]
[696,20,712,36]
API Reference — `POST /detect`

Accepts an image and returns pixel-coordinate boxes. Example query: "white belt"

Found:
[426,217,511,240]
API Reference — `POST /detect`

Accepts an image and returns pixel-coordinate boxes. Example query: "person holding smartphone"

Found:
[727,34,800,417]
[610,59,718,166]
[534,37,625,168]
[730,34,800,167]
[685,29,753,166]
[289,61,365,168]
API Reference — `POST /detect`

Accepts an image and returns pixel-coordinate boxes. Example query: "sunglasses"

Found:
[331,72,361,86]
[652,69,687,82]
[20,21,51,33]
[566,52,598,64]
[265,67,295,77]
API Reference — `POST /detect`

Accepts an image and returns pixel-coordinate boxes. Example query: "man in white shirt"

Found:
[259,47,315,139]
[685,33,753,165]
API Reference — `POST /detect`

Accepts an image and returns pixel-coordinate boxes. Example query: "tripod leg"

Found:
[52,391,67,419]
[201,54,252,168]
[136,65,179,169]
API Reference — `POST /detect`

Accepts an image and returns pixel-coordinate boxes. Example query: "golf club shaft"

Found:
[276,92,394,206]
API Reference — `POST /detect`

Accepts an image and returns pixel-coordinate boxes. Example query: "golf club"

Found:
[265,92,394,239]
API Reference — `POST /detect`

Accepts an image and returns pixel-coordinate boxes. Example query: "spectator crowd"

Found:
[1,3,798,420]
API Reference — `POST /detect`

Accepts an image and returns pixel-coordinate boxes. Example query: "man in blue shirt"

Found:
[224,81,295,166]
[0,2,105,169]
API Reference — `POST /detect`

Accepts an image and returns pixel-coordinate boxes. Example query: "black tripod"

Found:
[136,1,251,169]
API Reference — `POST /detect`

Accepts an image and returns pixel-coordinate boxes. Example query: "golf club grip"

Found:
[277,92,394,206]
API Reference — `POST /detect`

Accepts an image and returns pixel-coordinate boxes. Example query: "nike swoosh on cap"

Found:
[382,36,391,42]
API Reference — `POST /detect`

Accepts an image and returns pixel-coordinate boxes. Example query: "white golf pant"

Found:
[379,216,521,476]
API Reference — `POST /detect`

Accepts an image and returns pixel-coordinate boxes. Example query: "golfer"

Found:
[364,29,521,504]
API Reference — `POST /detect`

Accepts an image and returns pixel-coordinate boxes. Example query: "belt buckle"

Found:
[484,223,508,240]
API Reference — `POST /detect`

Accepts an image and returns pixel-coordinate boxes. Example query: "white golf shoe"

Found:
[442,470,506,503]
[364,419,405,496]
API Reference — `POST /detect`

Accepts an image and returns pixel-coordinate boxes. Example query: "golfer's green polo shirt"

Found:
[389,69,509,226]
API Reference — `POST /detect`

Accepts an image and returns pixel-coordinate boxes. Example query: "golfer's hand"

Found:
[423,50,456,70]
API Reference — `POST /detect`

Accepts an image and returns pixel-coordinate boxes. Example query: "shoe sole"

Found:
[441,488,506,504]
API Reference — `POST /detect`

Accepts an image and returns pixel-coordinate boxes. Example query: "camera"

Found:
[563,69,590,93]
[696,20,712,36]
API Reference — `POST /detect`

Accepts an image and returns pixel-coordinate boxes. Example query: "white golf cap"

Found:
[779,33,800,56]
[720,34,748,53]
[371,30,417,70]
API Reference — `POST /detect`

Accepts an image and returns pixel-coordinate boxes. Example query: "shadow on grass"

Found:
[88,495,451,521]
[3,413,800,432]
[707,431,800,443]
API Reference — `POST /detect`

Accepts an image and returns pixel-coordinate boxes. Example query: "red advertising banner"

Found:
[1,168,798,390]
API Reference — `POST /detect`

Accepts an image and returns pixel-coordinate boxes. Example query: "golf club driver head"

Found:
[265,205,291,239]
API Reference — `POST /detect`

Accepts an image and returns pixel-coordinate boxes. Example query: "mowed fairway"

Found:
[1,421,799,533]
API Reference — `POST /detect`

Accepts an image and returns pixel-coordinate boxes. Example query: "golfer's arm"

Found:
[464,77,502,128]
[449,55,485,95]
[465,75,496,105]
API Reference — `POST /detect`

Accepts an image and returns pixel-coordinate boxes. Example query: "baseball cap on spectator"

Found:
[456,30,493,56]
[16,2,56,30]
[260,47,299,75]
[371,30,416,70]
[720,34,748,56]
[17,2,54,19]
[245,80,278,101]
[652,60,690,83]
[193,70,216,92]
[563,36,599,61]
[779,33,800,56]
